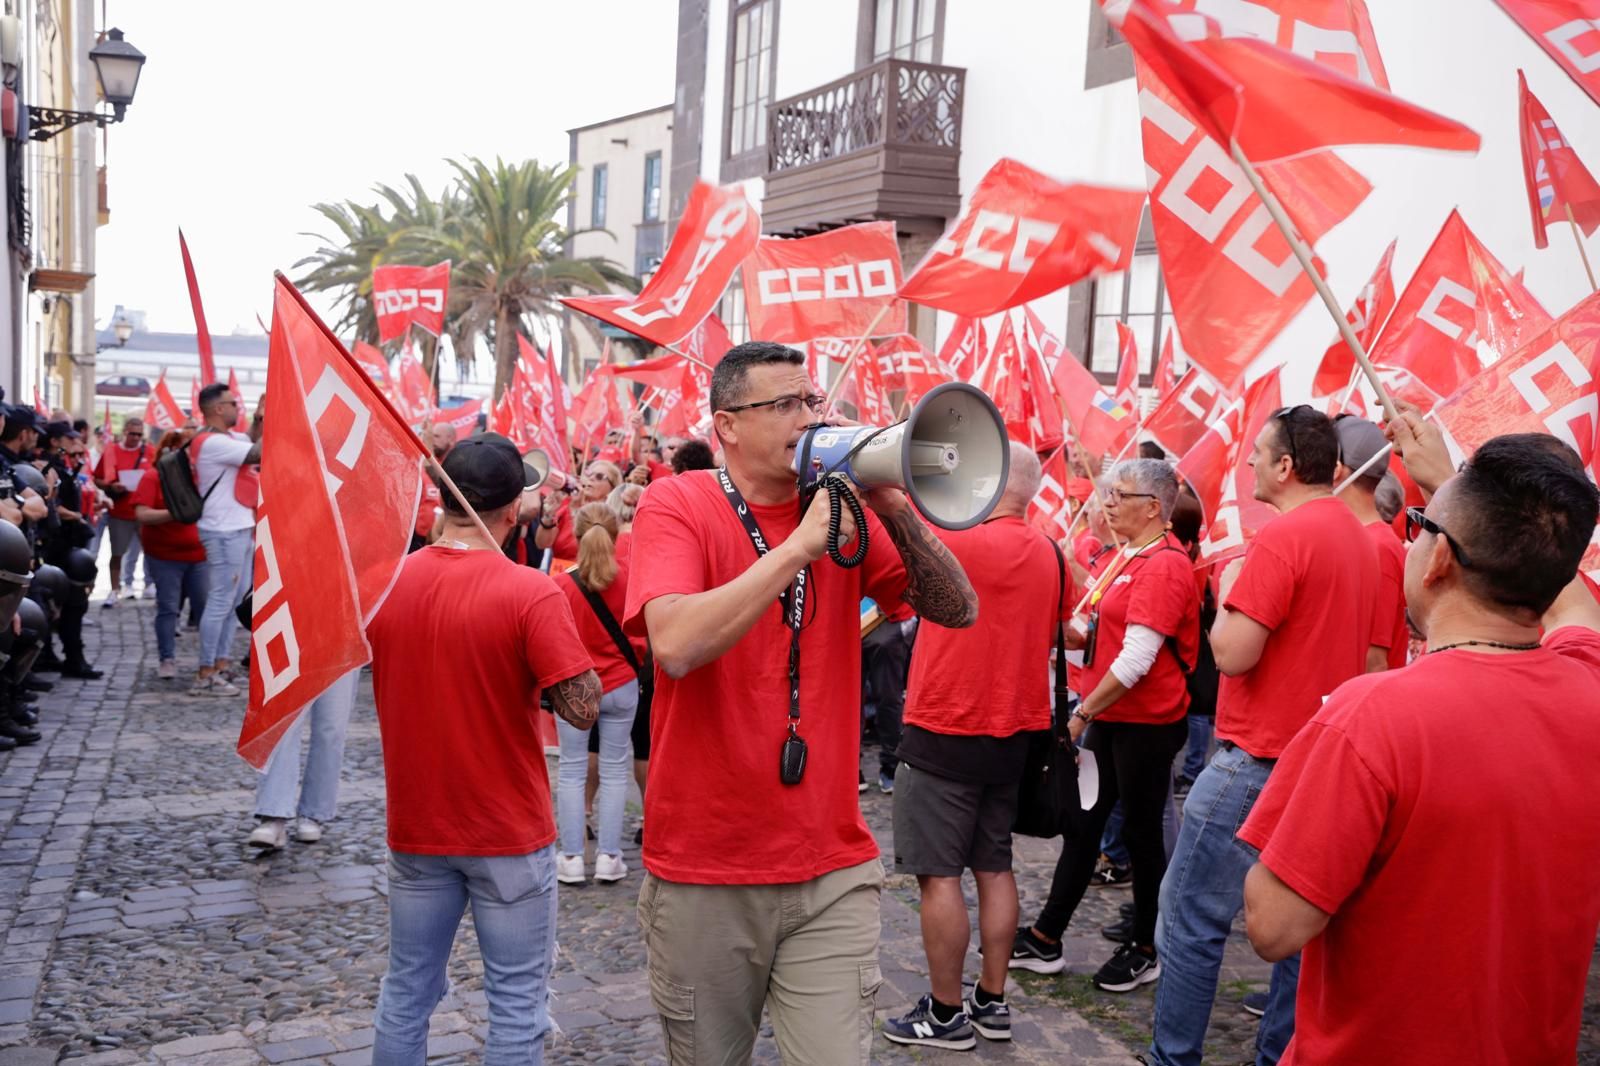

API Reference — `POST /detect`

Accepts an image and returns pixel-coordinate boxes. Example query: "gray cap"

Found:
[1334,416,1389,486]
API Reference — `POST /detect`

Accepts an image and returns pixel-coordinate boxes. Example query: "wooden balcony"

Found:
[764,58,964,236]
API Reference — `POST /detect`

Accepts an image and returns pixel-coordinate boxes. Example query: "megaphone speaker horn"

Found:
[792,382,1010,532]
[522,447,550,488]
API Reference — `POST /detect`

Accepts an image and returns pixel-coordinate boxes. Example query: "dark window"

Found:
[642,152,663,222]
[725,0,778,177]
[636,222,665,279]
[1065,211,1169,387]
[719,274,748,345]
[862,0,943,64]
[1084,3,1133,89]
[591,164,608,229]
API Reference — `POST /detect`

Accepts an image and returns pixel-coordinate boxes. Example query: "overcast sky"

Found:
[94,1,677,335]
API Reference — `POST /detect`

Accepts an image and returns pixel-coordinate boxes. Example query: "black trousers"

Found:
[1035,717,1188,946]
[862,618,915,776]
[57,593,87,662]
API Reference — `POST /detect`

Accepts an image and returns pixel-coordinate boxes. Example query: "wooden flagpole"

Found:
[1227,139,1399,424]
[660,344,716,373]
[822,303,897,415]
[1567,205,1599,293]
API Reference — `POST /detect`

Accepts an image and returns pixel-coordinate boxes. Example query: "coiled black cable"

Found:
[819,473,870,568]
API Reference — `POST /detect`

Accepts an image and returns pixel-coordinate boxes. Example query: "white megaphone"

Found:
[522,447,550,488]
[791,382,1010,531]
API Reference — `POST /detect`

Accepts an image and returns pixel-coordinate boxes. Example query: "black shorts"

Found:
[892,763,1021,877]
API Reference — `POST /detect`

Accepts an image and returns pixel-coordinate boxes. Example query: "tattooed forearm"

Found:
[549,669,603,730]
[882,507,978,628]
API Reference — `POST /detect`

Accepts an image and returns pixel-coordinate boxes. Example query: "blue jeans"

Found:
[1182,716,1213,780]
[373,847,558,1066]
[198,528,252,668]
[556,680,637,857]
[1149,745,1299,1066]
[1101,803,1130,866]
[253,669,358,821]
[148,557,208,663]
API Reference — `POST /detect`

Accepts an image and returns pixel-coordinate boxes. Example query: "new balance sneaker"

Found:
[593,853,627,883]
[1090,855,1133,888]
[881,995,976,1050]
[247,818,288,851]
[1007,926,1065,974]
[295,818,324,844]
[963,989,1011,1041]
[556,854,586,885]
[1093,943,1161,992]
[1243,991,1268,1017]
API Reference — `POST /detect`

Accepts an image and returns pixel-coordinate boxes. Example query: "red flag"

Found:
[1163,1,1391,87]
[679,312,735,369]
[144,371,185,431]
[1017,322,1066,451]
[31,386,46,417]
[1367,210,1552,402]
[563,181,759,347]
[899,159,1145,315]
[1108,0,1481,162]
[392,345,434,425]
[227,368,249,432]
[515,336,572,473]
[542,342,571,461]
[938,316,987,383]
[1023,306,1069,368]
[609,353,691,390]
[742,222,904,343]
[1136,64,1372,387]
[1495,1,1600,108]
[179,229,218,387]
[350,341,393,393]
[1028,449,1077,541]
[101,402,110,437]
[371,262,450,343]
[1113,321,1141,414]
[1518,70,1600,249]
[982,316,1031,443]
[1435,289,1600,474]
[1153,329,1178,399]
[238,292,368,767]
[1050,343,1137,456]
[852,348,893,425]
[1311,238,1397,397]
[431,398,485,441]
[875,335,956,407]
[1144,364,1234,456]
[1176,365,1282,565]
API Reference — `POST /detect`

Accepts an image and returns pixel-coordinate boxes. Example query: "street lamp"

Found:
[28,27,146,142]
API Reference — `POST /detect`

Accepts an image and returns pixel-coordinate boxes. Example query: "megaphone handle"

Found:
[819,475,869,569]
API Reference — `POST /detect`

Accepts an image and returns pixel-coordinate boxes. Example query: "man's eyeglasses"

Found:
[1273,404,1314,469]
[1405,506,1473,569]
[1104,488,1156,505]
[719,394,827,418]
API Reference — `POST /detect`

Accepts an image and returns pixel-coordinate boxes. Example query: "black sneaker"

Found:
[1007,926,1065,974]
[1101,914,1135,943]
[1174,773,1195,796]
[963,989,1011,1041]
[882,994,976,1050]
[1090,856,1133,888]
[1243,991,1268,1017]
[1093,944,1161,992]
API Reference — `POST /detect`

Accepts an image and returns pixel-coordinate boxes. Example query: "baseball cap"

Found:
[437,433,536,512]
[42,420,79,440]
[1334,415,1389,486]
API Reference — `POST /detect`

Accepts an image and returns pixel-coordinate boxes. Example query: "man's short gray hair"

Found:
[1003,442,1042,504]
[1110,457,1179,520]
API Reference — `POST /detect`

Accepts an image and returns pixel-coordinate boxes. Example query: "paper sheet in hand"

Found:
[1077,745,1099,811]
[117,469,144,492]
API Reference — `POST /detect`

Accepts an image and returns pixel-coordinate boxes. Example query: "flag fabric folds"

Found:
[742,222,905,343]
[1495,1,1600,109]
[1518,70,1600,249]
[180,229,218,387]
[1311,239,1397,398]
[371,262,451,343]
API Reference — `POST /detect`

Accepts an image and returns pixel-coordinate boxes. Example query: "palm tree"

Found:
[292,199,395,344]
[393,156,635,399]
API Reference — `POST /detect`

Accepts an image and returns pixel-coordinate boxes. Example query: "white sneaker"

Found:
[593,854,628,883]
[211,677,242,697]
[556,854,586,885]
[141,585,156,600]
[187,675,212,696]
[157,660,177,680]
[102,590,118,609]
[248,818,288,850]
[295,818,323,843]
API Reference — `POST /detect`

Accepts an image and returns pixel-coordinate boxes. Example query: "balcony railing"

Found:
[768,58,963,176]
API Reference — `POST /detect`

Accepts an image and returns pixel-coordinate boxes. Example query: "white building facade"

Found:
[667,0,1600,400]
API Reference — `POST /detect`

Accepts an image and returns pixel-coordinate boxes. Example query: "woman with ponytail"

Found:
[552,502,646,884]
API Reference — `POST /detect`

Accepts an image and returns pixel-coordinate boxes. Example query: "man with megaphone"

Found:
[623,340,998,1066]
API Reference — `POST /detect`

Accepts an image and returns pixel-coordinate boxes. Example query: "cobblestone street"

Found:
[0,595,1596,1066]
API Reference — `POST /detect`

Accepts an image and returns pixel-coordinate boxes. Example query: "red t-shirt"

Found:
[905,517,1062,737]
[623,470,909,884]
[648,459,674,481]
[1365,519,1408,670]
[367,548,594,856]
[543,497,578,559]
[1238,628,1600,1065]
[130,467,204,563]
[555,561,647,694]
[100,442,154,520]
[1217,495,1376,757]
[414,481,442,540]
[1078,534,1200,725]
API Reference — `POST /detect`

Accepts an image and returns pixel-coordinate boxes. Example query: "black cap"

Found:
[42,420,79,441]
[3,407,34,433]
[438,433,535,512]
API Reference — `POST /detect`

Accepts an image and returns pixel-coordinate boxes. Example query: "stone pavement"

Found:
[0,593,1596,1065]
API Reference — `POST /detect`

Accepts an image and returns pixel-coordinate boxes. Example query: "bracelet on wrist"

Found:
[1070,708,1093,724]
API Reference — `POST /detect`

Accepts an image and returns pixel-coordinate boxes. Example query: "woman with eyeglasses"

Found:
[528,460,622,564]
[1010,459,1199,994]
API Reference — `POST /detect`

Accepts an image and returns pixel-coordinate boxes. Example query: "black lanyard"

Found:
[717,468,810,783]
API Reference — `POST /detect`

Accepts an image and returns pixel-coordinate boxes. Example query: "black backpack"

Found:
[156,432,224,525]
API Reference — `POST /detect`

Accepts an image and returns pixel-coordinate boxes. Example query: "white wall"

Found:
[570,106,674,273]
[689,0,1600,401]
